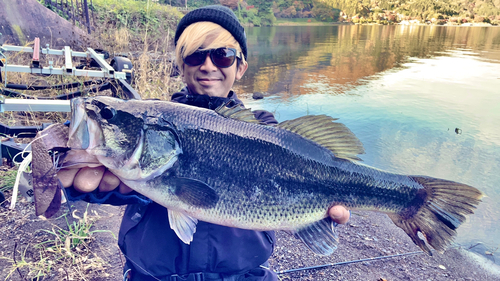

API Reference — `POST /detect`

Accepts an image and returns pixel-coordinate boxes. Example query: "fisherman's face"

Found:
[182,35,247,98]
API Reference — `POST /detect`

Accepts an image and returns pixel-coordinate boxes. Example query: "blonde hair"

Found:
[175,21,247,73]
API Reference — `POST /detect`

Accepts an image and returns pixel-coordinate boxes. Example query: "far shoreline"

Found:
[269,21,499,27]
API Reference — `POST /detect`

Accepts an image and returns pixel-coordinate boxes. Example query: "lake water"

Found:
[234,25,500,255]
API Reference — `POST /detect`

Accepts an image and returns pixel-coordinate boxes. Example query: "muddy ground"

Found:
[1,189,499,281]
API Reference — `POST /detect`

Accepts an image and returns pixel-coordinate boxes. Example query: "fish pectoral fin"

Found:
[293,217,339,256]
[278,115,364,161]
[215,102,264,124]
[171,177,219,209]
[168,209,198,244]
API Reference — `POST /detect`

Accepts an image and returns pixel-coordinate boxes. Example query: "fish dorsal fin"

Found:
[278,115,364,161]
[293,217,339,256]
[215,102,264,124]
[168,209,198,244]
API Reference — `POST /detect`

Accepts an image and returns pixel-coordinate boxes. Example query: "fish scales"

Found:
[57,96,483,255]
[141,109,423,229]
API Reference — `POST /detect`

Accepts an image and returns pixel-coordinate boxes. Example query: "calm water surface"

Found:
[234,25,500,254]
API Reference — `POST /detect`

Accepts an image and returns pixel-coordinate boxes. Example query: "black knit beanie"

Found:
[174,5,247,59]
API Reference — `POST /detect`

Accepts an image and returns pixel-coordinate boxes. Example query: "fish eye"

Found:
[100,106,116,120]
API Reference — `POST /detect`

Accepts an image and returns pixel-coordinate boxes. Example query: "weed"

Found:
[114,28,131,52]
[0,170,17,192]
[91,0,182,51]
[0,242,54,281]
[90,0,185,100]
[0,205,115,280]
[41,206,115,254]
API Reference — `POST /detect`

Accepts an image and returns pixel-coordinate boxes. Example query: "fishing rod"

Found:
[119,251,424,280]
[276,250,425,274]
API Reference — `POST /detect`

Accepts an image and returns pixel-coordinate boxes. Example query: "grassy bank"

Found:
[91,0,182,51]
[40,0,185,99]
[89,0,185,99]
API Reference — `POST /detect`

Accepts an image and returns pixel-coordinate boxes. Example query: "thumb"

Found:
[329,206,350,224]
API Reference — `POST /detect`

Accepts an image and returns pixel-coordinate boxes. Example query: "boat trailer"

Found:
[0,37,141,162]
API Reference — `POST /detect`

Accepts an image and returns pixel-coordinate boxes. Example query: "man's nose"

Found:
[199,53,217,71]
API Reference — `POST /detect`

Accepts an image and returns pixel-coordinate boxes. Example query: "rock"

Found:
[252,92,264,99]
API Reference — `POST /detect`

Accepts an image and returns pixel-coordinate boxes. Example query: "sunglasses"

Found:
[183,47,242,68]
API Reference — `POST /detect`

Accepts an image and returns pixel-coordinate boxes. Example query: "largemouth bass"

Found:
[60,96,482,256]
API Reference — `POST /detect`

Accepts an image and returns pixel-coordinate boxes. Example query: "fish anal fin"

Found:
[215,102,264,124]
[387,213,434,255]
[293,217,339,256]
[171,177,219,209]
[277,115,364,161]
[389,176,483,255]
[168,209,198,244]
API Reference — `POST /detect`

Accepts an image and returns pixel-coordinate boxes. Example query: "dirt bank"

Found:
[1,190,499,280]
[0,0,99,49]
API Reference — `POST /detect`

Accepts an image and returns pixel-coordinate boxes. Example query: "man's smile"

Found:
[197,78,222,85]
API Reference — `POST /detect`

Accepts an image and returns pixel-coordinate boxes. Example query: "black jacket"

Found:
[170,87,278,125]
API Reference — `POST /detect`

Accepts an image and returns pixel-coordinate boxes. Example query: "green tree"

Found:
[311,1,341,21]
[248,0,277,25]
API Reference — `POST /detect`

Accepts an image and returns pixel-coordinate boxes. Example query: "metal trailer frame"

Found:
[0,37,141,162]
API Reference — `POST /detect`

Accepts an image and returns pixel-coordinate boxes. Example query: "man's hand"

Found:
[329,205,350,224]
[57,167,133,194]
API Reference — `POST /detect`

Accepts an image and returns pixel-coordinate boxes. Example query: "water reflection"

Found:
[236,25,500,97]
[238,25,500,256]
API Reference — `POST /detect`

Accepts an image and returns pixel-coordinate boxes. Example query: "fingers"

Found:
[73,166,106,193]
[98,170,121,192]
[329,205,350,224]
[119,182,133,194]
[58,166,126,194]
[96,170,131,194]
[57,168,79,188]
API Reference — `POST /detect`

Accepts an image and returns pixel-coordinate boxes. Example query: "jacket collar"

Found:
[172,87,244,110]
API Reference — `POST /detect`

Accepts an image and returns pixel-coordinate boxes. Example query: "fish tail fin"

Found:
[388,176,483,255]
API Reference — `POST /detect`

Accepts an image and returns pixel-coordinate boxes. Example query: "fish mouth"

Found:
[66,97,159,180]
[67,98,103,152]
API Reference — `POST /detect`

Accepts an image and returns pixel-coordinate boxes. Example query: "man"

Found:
[58,5,350,281]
